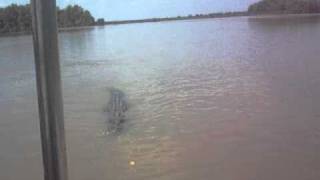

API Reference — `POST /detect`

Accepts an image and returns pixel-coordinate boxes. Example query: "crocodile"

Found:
[106,88,128,133]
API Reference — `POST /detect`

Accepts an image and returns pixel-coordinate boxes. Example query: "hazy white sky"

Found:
[0,0,259,20]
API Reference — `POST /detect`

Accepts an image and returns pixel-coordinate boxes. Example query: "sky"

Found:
[0,0,259,20]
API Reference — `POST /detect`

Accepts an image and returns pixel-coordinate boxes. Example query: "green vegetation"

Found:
[0,4,95,34]
[248,0,320,14]
[57,5,95,27]
[96,18,105,26]
[0,4,32,34]
[1,1,320,34]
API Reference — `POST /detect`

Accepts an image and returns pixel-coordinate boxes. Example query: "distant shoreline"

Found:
[1,12,248,37]
[102,12,320,26]
[246,13,320,19]
[103,11,248,25]
[1,12,320,37]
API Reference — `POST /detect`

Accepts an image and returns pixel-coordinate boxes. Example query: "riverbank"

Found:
[0,12,248,37]
[103,11,248,25]
[1,12,320,37]
[101,12,320,26]
[247,12,320,19]
[104,12,320,26]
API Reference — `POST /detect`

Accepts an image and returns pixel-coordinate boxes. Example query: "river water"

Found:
[1,15,320,180]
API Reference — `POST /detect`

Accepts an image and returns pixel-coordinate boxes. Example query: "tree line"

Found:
[103,12,247,25]
[1,1,320,34]
[0,4,95,34]
[248,0,320,14]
